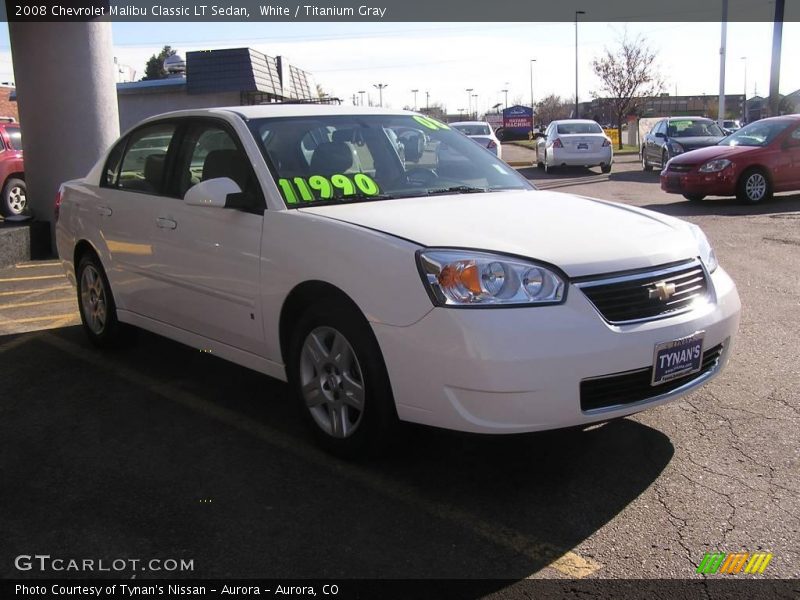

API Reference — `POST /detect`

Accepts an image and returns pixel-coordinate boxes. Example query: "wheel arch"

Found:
[3,171,24,187]
[73,239,102,270]
[278,280,370,366]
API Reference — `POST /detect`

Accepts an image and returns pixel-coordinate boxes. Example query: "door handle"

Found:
[156,217,177,230]
[97,206,112,216]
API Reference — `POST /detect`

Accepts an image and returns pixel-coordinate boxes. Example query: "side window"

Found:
[102,139,126,187]
[117,123,177,194]
[179,122,262,206]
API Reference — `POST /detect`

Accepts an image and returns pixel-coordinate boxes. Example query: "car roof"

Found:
[451,121,490,126]
[149,105,417,121]
[551,119,600,125]
[667,116,713,121]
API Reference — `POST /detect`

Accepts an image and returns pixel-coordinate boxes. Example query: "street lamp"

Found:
[465,88,473,120]
[358,90,365,106]
[425,90,430,110]
[373,83,388,107]
[741,56,748,123]
[411,88,419,110]
[575,10,585,119]
[458,108,465,119]
[501,89,509,109]
[472,94,478,119]
[530,58,536,131]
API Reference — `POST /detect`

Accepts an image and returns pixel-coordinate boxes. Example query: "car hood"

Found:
[298,190,699,278]
[672,136,726,150]
[670,144,757,164]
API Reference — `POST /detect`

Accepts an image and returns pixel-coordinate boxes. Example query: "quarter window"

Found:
[116,123,177,194]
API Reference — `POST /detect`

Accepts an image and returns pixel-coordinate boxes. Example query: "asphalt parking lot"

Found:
[1,151,798,583]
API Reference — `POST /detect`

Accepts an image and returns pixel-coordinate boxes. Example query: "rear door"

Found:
[647,120,665,164]
[783,126,800,189]
[148,118,266,355]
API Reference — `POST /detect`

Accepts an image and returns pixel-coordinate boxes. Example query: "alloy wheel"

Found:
[745,173,767,202]
[80,264,107,335]
[8,185,26,214]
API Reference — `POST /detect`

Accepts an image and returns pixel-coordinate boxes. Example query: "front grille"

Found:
[667,163,696,173]
[577,260,709,323]
[580,343,724,412]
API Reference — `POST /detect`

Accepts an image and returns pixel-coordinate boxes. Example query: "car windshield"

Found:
[667,119,724,138]
[717,120,791,147]
[5,127,22,151]
[248,114,532,207]
[556,122,603,134]
[453,124,492,136]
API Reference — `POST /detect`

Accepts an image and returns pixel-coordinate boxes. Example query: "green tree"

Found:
[142,45,177,81]
[592,33,663,149]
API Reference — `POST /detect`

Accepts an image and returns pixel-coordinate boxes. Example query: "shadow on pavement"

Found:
[641,192,800,218]
[1,325,675,580]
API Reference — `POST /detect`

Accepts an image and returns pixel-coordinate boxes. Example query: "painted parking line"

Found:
[40,332,601,579]
[14,261,62,269]
[0,274,66,283]
[0,315,77,354]
[0,285,72,297]
[0,298,76,310]
[0,313,78,325]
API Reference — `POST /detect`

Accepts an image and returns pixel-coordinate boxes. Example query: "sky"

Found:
[0,21,798,114]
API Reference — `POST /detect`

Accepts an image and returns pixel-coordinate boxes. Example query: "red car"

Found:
[660,115,800,204]
[0,119,25,217]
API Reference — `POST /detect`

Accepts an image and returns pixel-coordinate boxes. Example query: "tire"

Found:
[601,164,612,174]
[641,150,652,172]
[288,301,397,457]
[736,168,772,204]
[1,177,27,217]
[683,194,705,202]
[661,150,669,169]
[76,252,123,347]
[543,158,554,174]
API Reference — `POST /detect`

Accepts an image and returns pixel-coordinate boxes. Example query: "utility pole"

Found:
[718,0,728,122]
[741,56,747,122]
[465,88,473,120]
[425,90,430,110]
[411,88,418,110]
[575,10,585,119]
[358,90,365,106]
[530,58,536,130]
[769,0,784,117]
[373,83,388,107]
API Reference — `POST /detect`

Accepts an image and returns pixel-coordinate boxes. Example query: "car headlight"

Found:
[688,224,718,273]
[668,142,684,154]
[417,249,565,307]
[698,158,732,173]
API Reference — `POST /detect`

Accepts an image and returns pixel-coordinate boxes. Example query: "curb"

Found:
[506,161,531,167]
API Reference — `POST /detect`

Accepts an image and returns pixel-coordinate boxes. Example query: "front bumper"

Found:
[660,168,737,196]
[373,266,740,433]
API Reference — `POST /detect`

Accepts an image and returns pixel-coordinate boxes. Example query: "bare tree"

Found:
[535,94,571,126]
[592,33,664,148]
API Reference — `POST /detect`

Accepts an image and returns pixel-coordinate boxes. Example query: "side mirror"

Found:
[655,132,666,139]
[184,177,243,209]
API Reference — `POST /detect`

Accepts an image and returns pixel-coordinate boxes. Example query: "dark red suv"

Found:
[0,119,25,217]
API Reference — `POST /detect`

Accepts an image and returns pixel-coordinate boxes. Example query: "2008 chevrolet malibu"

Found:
[55,106,741,455]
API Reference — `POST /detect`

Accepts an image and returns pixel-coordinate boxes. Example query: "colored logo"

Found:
[697,552,772,575]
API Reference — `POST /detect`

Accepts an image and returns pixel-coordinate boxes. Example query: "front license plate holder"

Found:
[652,331,705,386]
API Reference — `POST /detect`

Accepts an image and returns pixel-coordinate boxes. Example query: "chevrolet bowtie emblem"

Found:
[649,281,677,301]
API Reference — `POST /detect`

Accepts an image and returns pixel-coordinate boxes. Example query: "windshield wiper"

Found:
[425,186,488,196]
[292,193,395,208]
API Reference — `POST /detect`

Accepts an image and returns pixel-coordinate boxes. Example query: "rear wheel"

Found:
[76,253,123,347]
[1,177,27,217]
[601,164,612,174]
[683,194,705,202]
[736,168,772,204]
[288,301,397,457]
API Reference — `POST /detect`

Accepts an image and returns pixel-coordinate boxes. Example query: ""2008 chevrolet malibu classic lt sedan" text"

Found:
[55,106,741,455]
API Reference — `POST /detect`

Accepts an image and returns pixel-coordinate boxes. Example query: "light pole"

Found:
[501,89,509,109]
[411,88,419,110]
[458,108,465,119]
[472,94,478,119]
[575,10,585,119]
[466,88,473,120]
[741,56,747,123]
[530,58,536,131]
[425,90,430,110]
[373,83,388,107]
[358,90,365,106]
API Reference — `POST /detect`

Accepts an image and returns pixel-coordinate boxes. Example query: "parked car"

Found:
[718,119,742,134]
[535,119,613,173]
[0,119,26,217]
[660,114,800,204]
[641,117,726,171]
[450,121,502,159]
[55,106,740,456]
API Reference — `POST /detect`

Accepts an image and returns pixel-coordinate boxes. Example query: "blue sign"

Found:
[502,105,533,133]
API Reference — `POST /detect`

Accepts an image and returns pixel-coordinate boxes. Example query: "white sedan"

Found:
[536,119,613,173]
[55,106,740,456]
[450,121,502,159]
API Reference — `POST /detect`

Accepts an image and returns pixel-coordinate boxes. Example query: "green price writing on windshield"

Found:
[277,173,380,204]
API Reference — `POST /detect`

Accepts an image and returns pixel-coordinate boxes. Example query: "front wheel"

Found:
[76,253,123,347]
[736,169,772,204]
[641,151,652,172]
[288,302,397,457]
[1,177,28,217]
